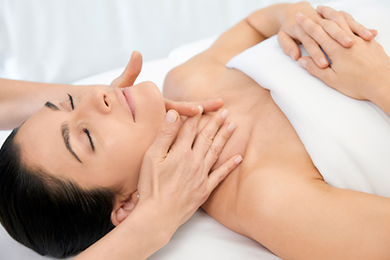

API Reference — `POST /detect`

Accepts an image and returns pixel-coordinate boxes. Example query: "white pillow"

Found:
[227,1,390,197]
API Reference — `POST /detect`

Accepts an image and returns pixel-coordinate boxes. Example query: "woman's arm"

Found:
[75,104,242,260]
[204,3,299,65]
[171,2,320,74]
[203,1,362,67]
[295,7,390,117]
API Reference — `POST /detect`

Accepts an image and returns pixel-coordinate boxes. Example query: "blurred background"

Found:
[0,0,336,84]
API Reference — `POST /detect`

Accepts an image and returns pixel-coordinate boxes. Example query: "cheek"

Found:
[98,143,142,190]
[109,130,150,172]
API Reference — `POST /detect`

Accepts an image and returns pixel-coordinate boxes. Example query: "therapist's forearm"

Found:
[0,78,99,130]
[74,200,178,260]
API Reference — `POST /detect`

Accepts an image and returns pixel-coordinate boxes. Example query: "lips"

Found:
[114,87,136,121]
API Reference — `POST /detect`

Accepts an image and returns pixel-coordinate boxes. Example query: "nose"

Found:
[76,87,112,116]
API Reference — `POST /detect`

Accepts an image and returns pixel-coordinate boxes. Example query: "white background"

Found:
[0,0,336,84]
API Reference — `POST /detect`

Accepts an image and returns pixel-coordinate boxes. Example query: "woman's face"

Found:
[15,82,166,197]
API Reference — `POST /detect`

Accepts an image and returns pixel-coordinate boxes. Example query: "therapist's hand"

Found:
[278,4,376,68]
[110,51,143,89]
[137,107,242,231]
[164,98,224,117]
[111,51,224,117]
[295,9,390,105]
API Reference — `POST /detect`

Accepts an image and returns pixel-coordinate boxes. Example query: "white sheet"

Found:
[227,1,390,197]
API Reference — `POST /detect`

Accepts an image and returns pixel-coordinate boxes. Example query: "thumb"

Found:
[147,110,182,159]
[111,51,143,88]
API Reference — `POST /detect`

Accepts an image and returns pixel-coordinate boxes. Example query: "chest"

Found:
[163,64,317,230]
[165,64,312,177]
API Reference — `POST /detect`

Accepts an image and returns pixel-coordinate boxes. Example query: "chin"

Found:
[134,81,166,124]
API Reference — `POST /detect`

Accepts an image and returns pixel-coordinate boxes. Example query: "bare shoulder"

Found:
[163,19,265,101]
[163,51,225,101]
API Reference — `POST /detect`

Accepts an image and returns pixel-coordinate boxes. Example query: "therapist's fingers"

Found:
[164,98,224,117]
[207,154,242,192]
[110,51,143,88]
[172,106,204,150]
[192,108,229,156]
[198,98,224,113]
[203,121,236,171]
[146,109,182,158]
[278,30,301,61]
[316,6,377,41]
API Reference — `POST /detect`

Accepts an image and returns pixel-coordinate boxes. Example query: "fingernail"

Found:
[166,110,178,123]
[227,122,236,132]
[364,29,372,38]
[234,155,243,164]
[298,58,307,68]
[295,12,303,18]
[319,58,328,67]
[290,50,295,60]
[198,105,204,115]
[221,109,229,119]
[343,35,352,44]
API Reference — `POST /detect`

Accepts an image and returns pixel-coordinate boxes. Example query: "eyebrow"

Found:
[45,101,60,111]
[61,123,82,163]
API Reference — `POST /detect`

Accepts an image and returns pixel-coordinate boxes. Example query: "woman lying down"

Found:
[1,2,390,259]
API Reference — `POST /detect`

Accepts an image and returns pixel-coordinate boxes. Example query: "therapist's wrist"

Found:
[134,198,183,245]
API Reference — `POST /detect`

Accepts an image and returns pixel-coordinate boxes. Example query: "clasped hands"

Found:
[277,2,390,106]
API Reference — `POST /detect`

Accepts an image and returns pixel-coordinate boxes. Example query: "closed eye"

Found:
[68,93,75,110]
[67,94,94,151]
[83,128,95,151]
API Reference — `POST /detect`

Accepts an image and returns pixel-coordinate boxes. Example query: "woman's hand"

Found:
[278,2,327,67]
[278,4,376,68]
[295,7,390,110]
[137,107,241,233]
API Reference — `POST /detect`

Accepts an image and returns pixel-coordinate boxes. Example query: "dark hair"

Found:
[0,128,117,258]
